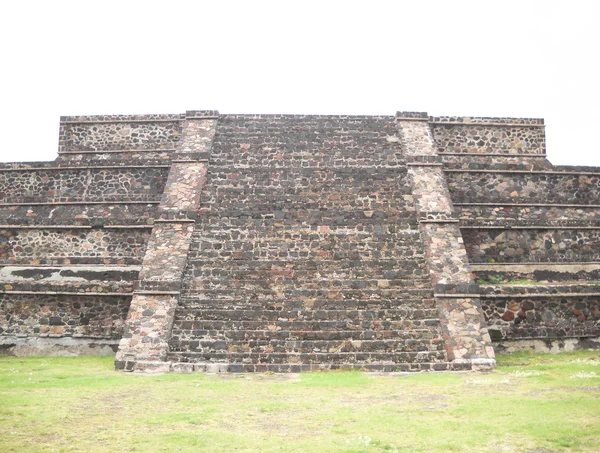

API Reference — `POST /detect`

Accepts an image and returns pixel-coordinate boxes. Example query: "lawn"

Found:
[0,351,599,452]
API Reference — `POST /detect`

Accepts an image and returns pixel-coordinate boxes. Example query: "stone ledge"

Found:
[60,118,182,124]
[481,292,600,298]
[185,110,220,118]
[0,336,119,356]
[452,358,496,371]
[439,152,547,157]
[396,117,429,122]
[0,200,161,206]
[430,116,544,126]
[115,360,495,373]
[454,203,600,208]
[135,280,183,292]
[494,337,600,354]
[152,219,196,224]
[407,162,444,167]
[395,111,428,119]
[0,225,93,229]
[59,149,176,155]
[0,224,153,229]
[0,290,133,296]
[445,169,600,175]
[0,164,172,171]
[104,225,154,229]
[460,225,600,230]
[432,121,545,128]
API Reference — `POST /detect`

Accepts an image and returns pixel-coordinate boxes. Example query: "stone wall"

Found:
[0,228,150,265]
[59,114,184,153]
[0,166,168,203]
[0,293,130,339]
[448,171,600,205]
[456,205,600,227]
[463,228,600,263]
[430,117,545,155]
[480,285,600,340]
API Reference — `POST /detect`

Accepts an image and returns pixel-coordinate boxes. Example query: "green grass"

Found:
[1,351,599,452]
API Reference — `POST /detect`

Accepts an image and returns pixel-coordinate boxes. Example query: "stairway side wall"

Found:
[114,112,217,371]
[396,113,495,368]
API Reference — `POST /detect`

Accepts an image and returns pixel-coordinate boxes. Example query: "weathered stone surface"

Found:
[60,119,182,152]
[464,229,600,263]
[2,110,599,371]
[0,228,150,266]
[397,116,495,366]
[0,293,130,338]
[0,167,168,204]
[114,118,212,370]
[431,120,546,155]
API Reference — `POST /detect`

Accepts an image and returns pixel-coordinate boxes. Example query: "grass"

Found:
[0,351,599,452]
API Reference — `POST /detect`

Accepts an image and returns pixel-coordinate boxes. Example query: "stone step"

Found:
[186,249,427,260]
[180,279,432,292]
[0,197,161,205]
[192,237,423,250]
[185,259,427,271]
[188,241,427,254]
[173,308,440,322]
[166,361,462,372]
[195,220,420,231]
[180,288,435,299]
[204,166,408,177]
[170,319,441,332]
[169,328,440,341]
[197,212,419,225]
[202,189,411,202]
[166,350,447,364]
[177,298,437,311]
[169,338,444,354]
[184,267,428,281]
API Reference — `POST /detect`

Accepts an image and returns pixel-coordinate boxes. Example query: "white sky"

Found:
[0,0,598,165]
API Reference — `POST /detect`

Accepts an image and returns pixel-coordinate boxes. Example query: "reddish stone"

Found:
[501,311,515,321]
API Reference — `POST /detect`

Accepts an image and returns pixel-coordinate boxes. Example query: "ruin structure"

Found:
[1,111,599,372]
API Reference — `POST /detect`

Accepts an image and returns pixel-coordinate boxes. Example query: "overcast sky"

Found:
[1,0,598,165]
